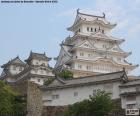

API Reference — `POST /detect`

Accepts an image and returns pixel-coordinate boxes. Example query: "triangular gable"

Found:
[13,57,24,64]
[111,45,124,52]
[77,40,93,49]
[48,78,65,86]
[92,31,108,38]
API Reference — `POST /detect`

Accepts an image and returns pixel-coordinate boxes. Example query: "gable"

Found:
[78,40,93,49]
[48,79,64,86]
[13,58,24,64]
[111,45,123,52]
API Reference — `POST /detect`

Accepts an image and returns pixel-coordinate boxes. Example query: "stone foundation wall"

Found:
[41,99,125,116]
[42,106,67,116]
[27,81,43,116]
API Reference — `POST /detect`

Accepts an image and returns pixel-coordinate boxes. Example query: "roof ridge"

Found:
[78,11,105,19]
[64,70,124,81]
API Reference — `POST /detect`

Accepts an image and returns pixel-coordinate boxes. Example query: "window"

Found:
[78,64,82,69]
[93,89,97,96]
[126,96,136,101]
[86,66,91,70]
[91,28,93,32]
[103,45,106,48]
[74,92,78,97]
[80,52,84,56]
[38,79,40,82]
[42,63,45,66]
[95,28,96,32]
[102,30,104,33]
[87,27,89,31]
[78,28,80,32]
[52,95,59,99]
[88,54,91,57]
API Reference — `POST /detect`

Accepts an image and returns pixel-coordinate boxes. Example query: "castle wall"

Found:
[27,81,43,116]
[42,81,120,106]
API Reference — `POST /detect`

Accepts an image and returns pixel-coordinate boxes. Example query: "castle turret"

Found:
[1,56,25,82]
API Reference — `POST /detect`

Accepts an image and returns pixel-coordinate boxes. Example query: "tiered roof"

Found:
[25,51,51,63]
[1,56,25,68]
[67,9,116,31]
[41,70,127,90]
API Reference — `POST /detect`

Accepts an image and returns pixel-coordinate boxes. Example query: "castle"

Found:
[0,10,140,116]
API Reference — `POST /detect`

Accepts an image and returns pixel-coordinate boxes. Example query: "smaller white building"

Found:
[0,51,54,85]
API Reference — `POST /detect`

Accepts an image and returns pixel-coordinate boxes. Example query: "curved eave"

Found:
[72,33,124,45]
[68,57,137,70]
[67,19,116,31]
[69,46,131,58]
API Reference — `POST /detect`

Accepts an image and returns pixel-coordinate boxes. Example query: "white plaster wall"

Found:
[82,24,110,34]
[30,77,45,85]
[9,65,24,75]
[30,69,53,76]
[32,59,48,66]
[42,82,120,106]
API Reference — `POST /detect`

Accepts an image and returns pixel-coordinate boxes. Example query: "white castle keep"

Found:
[55,9,138,77]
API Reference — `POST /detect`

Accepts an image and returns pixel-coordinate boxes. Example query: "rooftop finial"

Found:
[103,12,105,18]
[77,8,80,13]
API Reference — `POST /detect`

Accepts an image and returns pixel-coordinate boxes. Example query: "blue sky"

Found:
[0,0,140,75]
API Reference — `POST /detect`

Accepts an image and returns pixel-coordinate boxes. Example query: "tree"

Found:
[0,80,26,116]
[63,90,114,116]
[44,78,55,86]
[58,70,73,79]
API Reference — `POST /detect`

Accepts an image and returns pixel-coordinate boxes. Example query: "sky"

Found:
[0,0,140,75]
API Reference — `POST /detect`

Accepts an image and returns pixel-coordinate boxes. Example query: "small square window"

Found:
[78,64,82,69]
[91,28,93,32]
[87,27,89,31]
[38,79,40,82]
[52,95,59,99]
[74,92,78,97]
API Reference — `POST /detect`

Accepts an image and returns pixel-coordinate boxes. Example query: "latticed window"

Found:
[86,66,91,70]
[52,95,59,99]
[78,64,82,69]
[80,52,84,56]
[87,27,89,31]
[74,92,78,97]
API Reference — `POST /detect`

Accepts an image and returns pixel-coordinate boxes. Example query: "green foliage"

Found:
[58,70,73,79]
[44,78,55,86]
[0,80,26,116]
[63,90,114,116]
